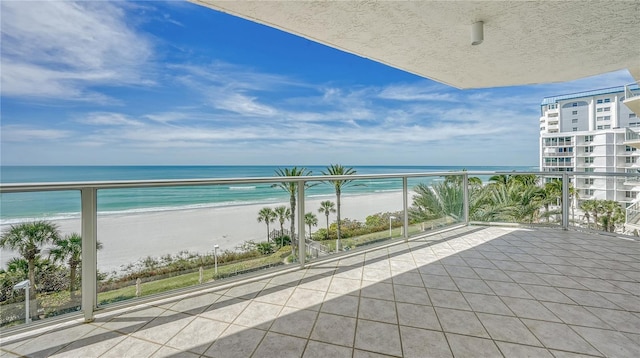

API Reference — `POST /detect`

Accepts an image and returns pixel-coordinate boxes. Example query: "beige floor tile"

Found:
[253,284,295,305]
[224,281,267,299]
[571,325,640,358]
[8,322,98,358]
[452,277,495,294]
[132,311,194,345]
[360,282,394,300]
[427,289,470,310]
[394,284,430,305]
[421,274,458,290]
[396,302,441,331]
[150,346,200,358]
[435,307,489,338]
[476,313,542,346]
[462,292,514,316]
[199,296,250,323]
[269,307,318,338]
[159,292,221,315]
[362,268,392,281]
[541,302,612,329]
[303,341,352,358]
[557,288,621,309]
[400,326,452,358]
[101,336,162,358]
[520,284,575,304]
[310,313,356,347]
[49,327,126,358]
[252,332,307,358]
[495,341,554,357]
[232,300,282,330]
[320,292,359,317]
[203,324,265,358]
[166,317,228,354]
[328,277,361,295]
[521,319,600,356]
[392,272,424,287]
[354,320,402,357]
[358,297,397,324]
[445,333,502,358]
[501,297,562,322]
[586,307,640,333]
[286,287,327,311]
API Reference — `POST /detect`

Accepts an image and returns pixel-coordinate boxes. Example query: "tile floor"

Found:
[1,226,639,357]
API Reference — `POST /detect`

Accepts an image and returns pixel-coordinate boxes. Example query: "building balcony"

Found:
[543,162,573,167]
[2,224,639,358]
[624,128,640,149]
[623,81,640,117]
[1,172,639,357]
[542,152,574,157]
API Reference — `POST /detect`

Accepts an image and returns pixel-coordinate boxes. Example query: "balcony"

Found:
[622,81,640,116]
[1,172,639,357]
[624,128,640,149]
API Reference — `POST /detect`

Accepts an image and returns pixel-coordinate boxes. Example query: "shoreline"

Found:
[1,191,409,273]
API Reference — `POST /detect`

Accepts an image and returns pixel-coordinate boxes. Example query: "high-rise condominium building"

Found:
[539,86,639,205]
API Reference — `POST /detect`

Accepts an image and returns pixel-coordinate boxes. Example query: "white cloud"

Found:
[79,112,144,127]
[0,1,153,101]
[0,125,72,142]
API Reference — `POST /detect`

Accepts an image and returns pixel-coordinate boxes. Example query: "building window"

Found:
[584,146,594,153]
[626,146,637,152]
[572,103,578,107]
[584,168,595,172]
[630,113,637,119]
[626,191,635,199]
[584,189,595,195]
[572,110,578,115]
[572,118,578,123]
[584,178,594,185]
[603,107,610,112]
[597,99,603,104]
[597,125,603,130]
[626,157,637,164]
[584,157,594,164]
[584,135,593,142]
[572,127,578,131]
[630,122,640,127]
[603,125,610,129]
[597,108,603,113]
[604,98,611,103]
[548,104,557,110]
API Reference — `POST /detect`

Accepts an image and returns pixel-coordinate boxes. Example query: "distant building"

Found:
[539,86,639,206]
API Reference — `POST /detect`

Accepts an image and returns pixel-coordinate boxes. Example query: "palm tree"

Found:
[49,233,103,300]
[318,200,336,240]
[304,212,318,239]
[542,179,563,222]
[322,164,361,251]
[272,167,314,242]
[274,204,291,233]
[0,221,60,319]
[580,199,601,230]
[410,181,463,222]
[257,207,277,242]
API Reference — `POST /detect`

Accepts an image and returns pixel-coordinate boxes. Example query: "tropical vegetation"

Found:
[322,164,361,251]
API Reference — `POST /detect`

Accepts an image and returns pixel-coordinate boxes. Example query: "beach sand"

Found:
[2,192,407,273]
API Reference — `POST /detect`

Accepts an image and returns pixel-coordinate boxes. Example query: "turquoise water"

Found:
[0,165,533,223]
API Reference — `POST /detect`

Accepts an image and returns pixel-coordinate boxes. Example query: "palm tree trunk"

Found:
[69,264,77,300]
[266,223,270,243]
[290,193,296,240]
[325,214,330,239]
[27,258,37,320]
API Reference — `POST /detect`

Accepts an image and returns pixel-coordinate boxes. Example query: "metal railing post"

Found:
[402,177,409,241]
[81,187,98,322]
[562,173,569,230]
[298,181,306,267]
[463,173,469,225]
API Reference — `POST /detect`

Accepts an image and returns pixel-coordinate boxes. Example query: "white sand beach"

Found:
[1,192,407,273]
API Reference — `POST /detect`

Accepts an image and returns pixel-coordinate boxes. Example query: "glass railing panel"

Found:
[304,177,404,261]
[0,191,81,329]
[96,184,292,307]
[406,174,465,235]
[571,173,638,235]
[468,173,564,226]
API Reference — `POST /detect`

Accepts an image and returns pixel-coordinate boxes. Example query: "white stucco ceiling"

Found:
[190,0,640,89]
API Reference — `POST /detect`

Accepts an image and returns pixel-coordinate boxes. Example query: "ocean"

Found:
[0,165,533,225]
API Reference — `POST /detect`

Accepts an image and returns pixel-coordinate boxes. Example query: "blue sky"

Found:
[0,1,635,166]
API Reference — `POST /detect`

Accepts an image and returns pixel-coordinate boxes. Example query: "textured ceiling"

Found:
[190,0,640,89]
